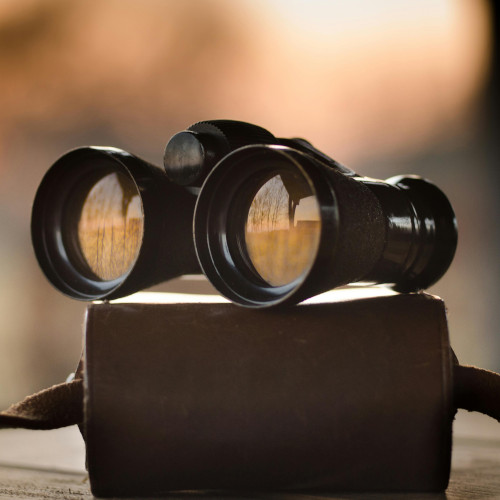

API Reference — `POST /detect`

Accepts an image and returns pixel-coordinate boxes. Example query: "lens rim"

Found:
[31,147,146,300]
[194,145,339,307]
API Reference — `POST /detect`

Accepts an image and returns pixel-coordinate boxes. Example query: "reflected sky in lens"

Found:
[245,173,320,286]
[77,172,143,281]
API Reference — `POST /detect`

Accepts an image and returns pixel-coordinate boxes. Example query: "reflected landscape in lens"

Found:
[245,173,320,286]
[77,172,144,281]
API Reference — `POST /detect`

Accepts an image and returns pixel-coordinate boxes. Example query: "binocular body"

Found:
[31,120,457,307]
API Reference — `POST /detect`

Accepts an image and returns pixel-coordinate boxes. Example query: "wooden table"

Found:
[0,410,498,499]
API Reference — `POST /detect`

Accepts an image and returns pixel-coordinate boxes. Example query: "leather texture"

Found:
[84,293,453,496]
[0,380,83,430]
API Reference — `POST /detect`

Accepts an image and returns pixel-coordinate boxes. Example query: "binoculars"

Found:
[32,120,457,307]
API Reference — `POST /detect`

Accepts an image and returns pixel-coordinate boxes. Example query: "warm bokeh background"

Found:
[0,0,496,407]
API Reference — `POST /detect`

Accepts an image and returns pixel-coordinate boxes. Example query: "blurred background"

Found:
[0,0,497,408]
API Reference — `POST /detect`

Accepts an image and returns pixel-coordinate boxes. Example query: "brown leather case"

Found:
[84,291,453,496]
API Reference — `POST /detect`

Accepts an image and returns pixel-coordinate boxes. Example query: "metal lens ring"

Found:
[194,145,326,307]
[31,148,145,300]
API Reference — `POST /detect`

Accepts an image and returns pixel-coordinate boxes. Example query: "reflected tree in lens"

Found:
[245,173,320,286]
[77,172,144,280]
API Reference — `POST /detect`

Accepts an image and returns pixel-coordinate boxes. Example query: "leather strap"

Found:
[454,364,500,423]
[0,379,83,430]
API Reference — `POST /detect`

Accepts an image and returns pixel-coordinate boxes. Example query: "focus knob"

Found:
[163,120,275,186]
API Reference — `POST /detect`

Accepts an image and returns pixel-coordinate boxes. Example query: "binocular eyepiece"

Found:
[32,120,457,307]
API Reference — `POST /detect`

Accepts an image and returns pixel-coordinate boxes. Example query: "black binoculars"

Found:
[32,120,457,307]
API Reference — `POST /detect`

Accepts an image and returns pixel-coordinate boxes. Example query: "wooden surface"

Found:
[0,410,498,499]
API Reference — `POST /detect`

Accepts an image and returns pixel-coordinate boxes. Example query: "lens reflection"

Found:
[76,172,144,281]
[245,172,321,286]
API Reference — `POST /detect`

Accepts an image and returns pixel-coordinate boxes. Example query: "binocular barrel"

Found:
[31,147,199,300]
[31,121,457,306]
[193,143,457,307]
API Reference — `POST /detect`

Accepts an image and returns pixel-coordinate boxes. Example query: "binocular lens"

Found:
[67,171,144,281]
[244,171,321,287]
[194,146,332,306]
[32,147,199,300]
